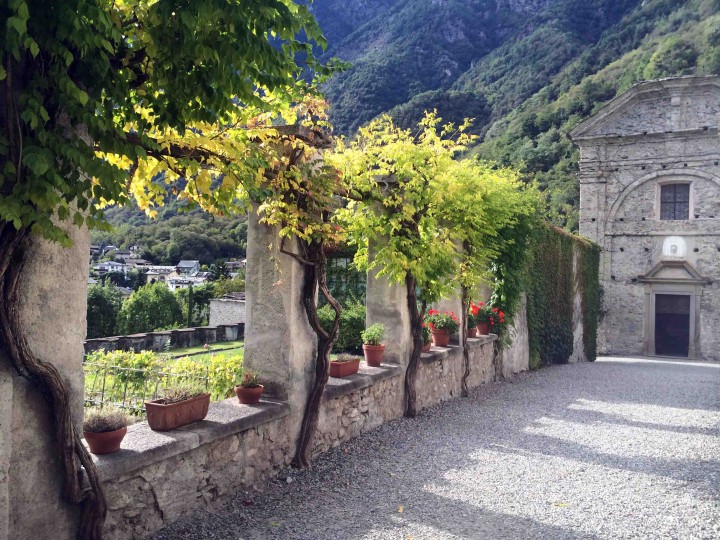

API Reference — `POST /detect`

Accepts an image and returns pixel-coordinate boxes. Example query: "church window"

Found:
[660,184,690,220]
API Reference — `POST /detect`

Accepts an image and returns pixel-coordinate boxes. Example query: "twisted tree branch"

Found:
[0,226,107,539]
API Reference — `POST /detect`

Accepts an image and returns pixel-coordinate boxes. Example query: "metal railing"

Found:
[83,362,210,416]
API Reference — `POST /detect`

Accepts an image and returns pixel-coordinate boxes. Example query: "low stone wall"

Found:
[313,366,404,455]
[208,297,246,326]
[95,335,500,539]
[84,323,245,355]
[415,337,496,410]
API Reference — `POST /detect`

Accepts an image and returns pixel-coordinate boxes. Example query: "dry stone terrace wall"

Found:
[83,323,244,354]
[96,336,499,539]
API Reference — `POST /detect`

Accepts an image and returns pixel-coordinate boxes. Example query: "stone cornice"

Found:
[573,126,718,144]
[570,75,720,142]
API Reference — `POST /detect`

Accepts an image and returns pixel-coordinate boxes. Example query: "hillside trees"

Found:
[116,282,183,335]
[0,1,331,535]
[86,284,122,339]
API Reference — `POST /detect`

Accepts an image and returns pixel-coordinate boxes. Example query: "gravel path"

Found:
[152,357,720,540]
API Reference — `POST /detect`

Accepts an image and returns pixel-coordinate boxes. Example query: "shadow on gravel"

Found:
[152,357,720,540]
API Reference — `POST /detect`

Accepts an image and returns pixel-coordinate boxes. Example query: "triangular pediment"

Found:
[639,260,710,284]
[570,76,720,140]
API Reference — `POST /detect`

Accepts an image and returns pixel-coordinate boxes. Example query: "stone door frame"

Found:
[640,260,709,359]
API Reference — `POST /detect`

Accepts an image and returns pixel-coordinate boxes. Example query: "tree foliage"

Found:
[1,0,332,243]
[86,284,122,339]
[176,284,215,328]
[116,282,183,335]
[332,113,538,416]
[213,275,246,297]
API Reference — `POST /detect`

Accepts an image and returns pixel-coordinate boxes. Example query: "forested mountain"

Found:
[101,0,719,249]
[313,0,720,229]
[92,205,248,266]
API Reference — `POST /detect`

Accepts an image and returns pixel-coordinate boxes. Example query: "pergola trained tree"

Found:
[0,1,332,537]
[332,113,538,416]
[247,100,347,468]
[438,161,538,395]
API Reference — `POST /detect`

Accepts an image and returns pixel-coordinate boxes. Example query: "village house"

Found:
[571,75,720,360]
[124,258,151,269]
[92,260,128,275]
[166,275,209,291]
[176,259,201,275]
[113,250,134,262]
[225,259,246,271]
[144,265,176,284]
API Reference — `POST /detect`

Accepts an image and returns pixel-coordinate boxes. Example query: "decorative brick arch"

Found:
[605,168,720,235]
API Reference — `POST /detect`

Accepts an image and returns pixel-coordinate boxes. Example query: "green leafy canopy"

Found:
[0,0,335,244]
[331,112,539,305]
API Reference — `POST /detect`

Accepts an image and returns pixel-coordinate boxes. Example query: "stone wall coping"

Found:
[89,398,290,480]
[420,335,497,364]
[322,364,403,402]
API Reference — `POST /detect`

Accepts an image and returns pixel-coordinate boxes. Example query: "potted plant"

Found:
[361,323,386,367]
[421,322,432,353]
[467,302,483,338]
[424,309,460,347]
[329,353,361,378]
[235,370,265,404]
[83,407,130,455]
[145,383,210,431]
[476,303,506,335]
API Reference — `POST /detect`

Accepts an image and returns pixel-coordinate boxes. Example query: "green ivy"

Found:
[489,219,601,365]
[318,299,366,353]
[578,236,601,362]
[525,225,601,366]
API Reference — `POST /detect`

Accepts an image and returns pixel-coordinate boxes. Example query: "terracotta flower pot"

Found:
[431,328,450,347]
[329,358,361,378]
[145,394,210,431]
[363,344,385,367]
[235,384,265,405]
[422,342,432,353]
[467,327,478,338]
[84,426,127,455]
[477,322,491,335]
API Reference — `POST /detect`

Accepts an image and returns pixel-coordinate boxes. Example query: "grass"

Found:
[168,339,244,357]
[171,348,244,365]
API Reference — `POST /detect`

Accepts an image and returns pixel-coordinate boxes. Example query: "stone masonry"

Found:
[97,336,499,539]
[570,76,720,360]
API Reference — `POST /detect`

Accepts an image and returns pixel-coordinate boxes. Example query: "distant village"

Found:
[89,243,246,298]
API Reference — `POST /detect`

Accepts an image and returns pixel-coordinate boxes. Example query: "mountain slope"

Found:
[313,0,720,229]
[314,0,552,134]
[99,0,719,252]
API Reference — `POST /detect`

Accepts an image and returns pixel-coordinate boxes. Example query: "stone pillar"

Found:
[365,266,412,366]
[500,293,530,376]
[0,225,88,539]
[243,208,316,420]
[434,294,463,317]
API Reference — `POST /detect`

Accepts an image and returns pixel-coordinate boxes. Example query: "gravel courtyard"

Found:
[153,357,720,540]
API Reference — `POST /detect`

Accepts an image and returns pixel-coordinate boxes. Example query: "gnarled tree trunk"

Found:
[460,285,471,398]
[0,224,107,539]
[403,273,426,418]
[291,239,341,469]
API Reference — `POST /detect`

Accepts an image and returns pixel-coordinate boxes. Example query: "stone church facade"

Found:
[570,76,720,361]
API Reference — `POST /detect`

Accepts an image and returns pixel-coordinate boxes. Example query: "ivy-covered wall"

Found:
[525,225,601,367]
